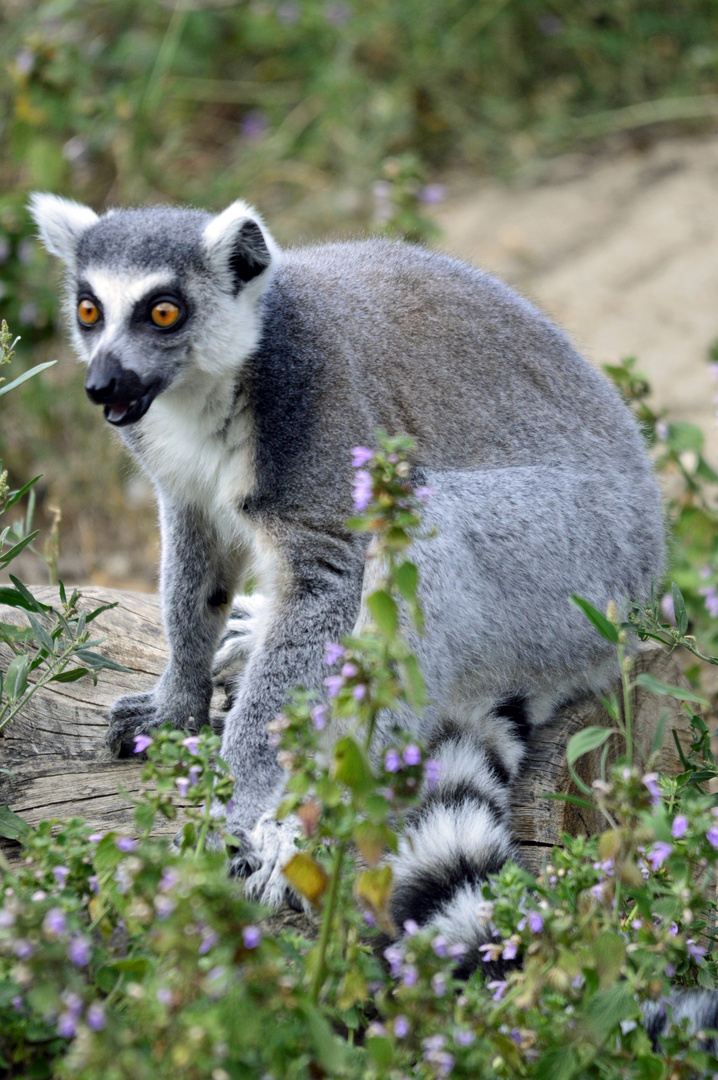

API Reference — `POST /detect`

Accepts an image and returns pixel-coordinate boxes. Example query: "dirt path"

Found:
[435,133,718,462]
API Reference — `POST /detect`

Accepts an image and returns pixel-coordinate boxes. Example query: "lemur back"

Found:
[31,194,665,981]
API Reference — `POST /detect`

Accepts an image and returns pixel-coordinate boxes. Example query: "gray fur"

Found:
[31,194,664,928]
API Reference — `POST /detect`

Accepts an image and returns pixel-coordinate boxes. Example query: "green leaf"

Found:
[0,805,34,842]
[50,667,91,683]
[25,611,55,654]
[400,653,425,711]
[667,420,704,455]
[541,791,595,810]
[8,576,51,612]
[4,654,29,701]
[0,360,56,397]
[566,726,617,796]
[594,929,626,988]
[570,595,619,643]
[671,582,688,636]
[0,586,39,612]
[333,736,373,792]
[367,589,398,639]
[634,672,707,705]
[0,530,39,567]
[84,600,119,623]
[583,981,636,1039]
[393,560,418,603]
[4,476,41,510]
[533,1046,580,1080]
[72,649,131,672]
[567,726,616,767]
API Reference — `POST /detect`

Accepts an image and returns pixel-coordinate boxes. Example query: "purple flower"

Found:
[157,987,173,1005]
[243,925,261,949]
[199,930,218,955]
[311,704,328,730]
[175,777,190,798]
[432,934,448,957]
[181,736,201,754]
[62,991,83,1018]
[352,469,373,512]
[88,832,103,843]
[88,875,99,895]
[67,934,91,967]
[115,836,137,853]
[363,910,376,927]
[42,907,67,937]
[189,765,202,785]
[414,485,434,501]
[403,919,419,936]
[11,996,23,1012]
[418,185,445,206]
[384,749,402,773]
[13,939,33,959]
[57,1012,76,1039]
[455,1029,475,1046]
[52,865,70,887]
[86,1002,106,1031]
[351,446,373,468]
[478,942,501,962]
[643,773,661,805]
[671,814,688,839]
[0,909,15,929]
[448,942,467,960]
[159,868,179,893]
[324,642,344,665]
[403,744,422,766]
[383,944,403,977]
[352,683,366,701]
[341,662,358,678]
[647,841,673,870]
[425,759,442,790]
[686,938,707,962]
[402,964,418,987]
[431,972,447,997]
[241,111,268,139]
[707,825,718,849]
[394,1014,410,1038]
[323,674,344,698]
[154,895,176,919]
[133,733,153,753]
[527,911,544,933]
[502,940,518,961]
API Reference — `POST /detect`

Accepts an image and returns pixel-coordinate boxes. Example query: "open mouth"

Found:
[103,382,162,427]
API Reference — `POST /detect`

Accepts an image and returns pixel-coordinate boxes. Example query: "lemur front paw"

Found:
[107,688,209,758]
[228,812,308,913]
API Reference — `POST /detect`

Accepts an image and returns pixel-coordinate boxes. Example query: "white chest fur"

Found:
[133,375,256,547]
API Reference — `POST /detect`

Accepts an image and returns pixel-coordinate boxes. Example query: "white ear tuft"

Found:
[28,193,98,265]
[203,200,279,293]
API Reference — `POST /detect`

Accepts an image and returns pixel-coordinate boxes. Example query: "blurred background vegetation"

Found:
[2,0,718,591]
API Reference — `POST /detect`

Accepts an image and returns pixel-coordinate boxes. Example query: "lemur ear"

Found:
[203,201,278,294]
[28,193,99,265]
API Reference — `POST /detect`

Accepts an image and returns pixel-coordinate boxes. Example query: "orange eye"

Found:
[77,299,100,326]
[151,301,180,329]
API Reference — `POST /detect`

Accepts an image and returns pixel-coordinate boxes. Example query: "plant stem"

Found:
[619,643,633,766]
[310,838,347,1005]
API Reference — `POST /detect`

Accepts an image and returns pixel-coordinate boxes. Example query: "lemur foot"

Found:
[229,812,308,913]
[212,593,267,686]
[106,689,207,758]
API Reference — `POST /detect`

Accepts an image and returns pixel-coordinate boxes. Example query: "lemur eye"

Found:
[77,299,100,326]
[151,301,180,329]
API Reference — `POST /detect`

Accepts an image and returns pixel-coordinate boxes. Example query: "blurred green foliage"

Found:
[1,0,718,586]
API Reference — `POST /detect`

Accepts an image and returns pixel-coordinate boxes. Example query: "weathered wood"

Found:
[0,587,693,875]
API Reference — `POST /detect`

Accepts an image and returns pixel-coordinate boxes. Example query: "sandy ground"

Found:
[435,133,718,463]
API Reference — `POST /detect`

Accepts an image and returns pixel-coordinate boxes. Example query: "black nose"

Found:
[85,351,146,405]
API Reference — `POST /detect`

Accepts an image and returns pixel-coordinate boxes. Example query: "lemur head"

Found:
[29,195,279,427]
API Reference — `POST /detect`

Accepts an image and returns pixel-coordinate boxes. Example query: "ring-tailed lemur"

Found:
[31,194,672,974]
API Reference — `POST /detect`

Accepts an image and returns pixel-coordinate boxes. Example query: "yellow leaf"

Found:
[282,852,329,907]
[355,866,394,931]
[336,969,368,1010]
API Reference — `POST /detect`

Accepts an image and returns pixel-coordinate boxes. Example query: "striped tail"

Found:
[389,698,531,977]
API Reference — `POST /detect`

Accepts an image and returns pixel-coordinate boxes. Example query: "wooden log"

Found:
[0,587,694,875]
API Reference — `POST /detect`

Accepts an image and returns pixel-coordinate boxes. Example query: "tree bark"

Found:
[0,587,693,876]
